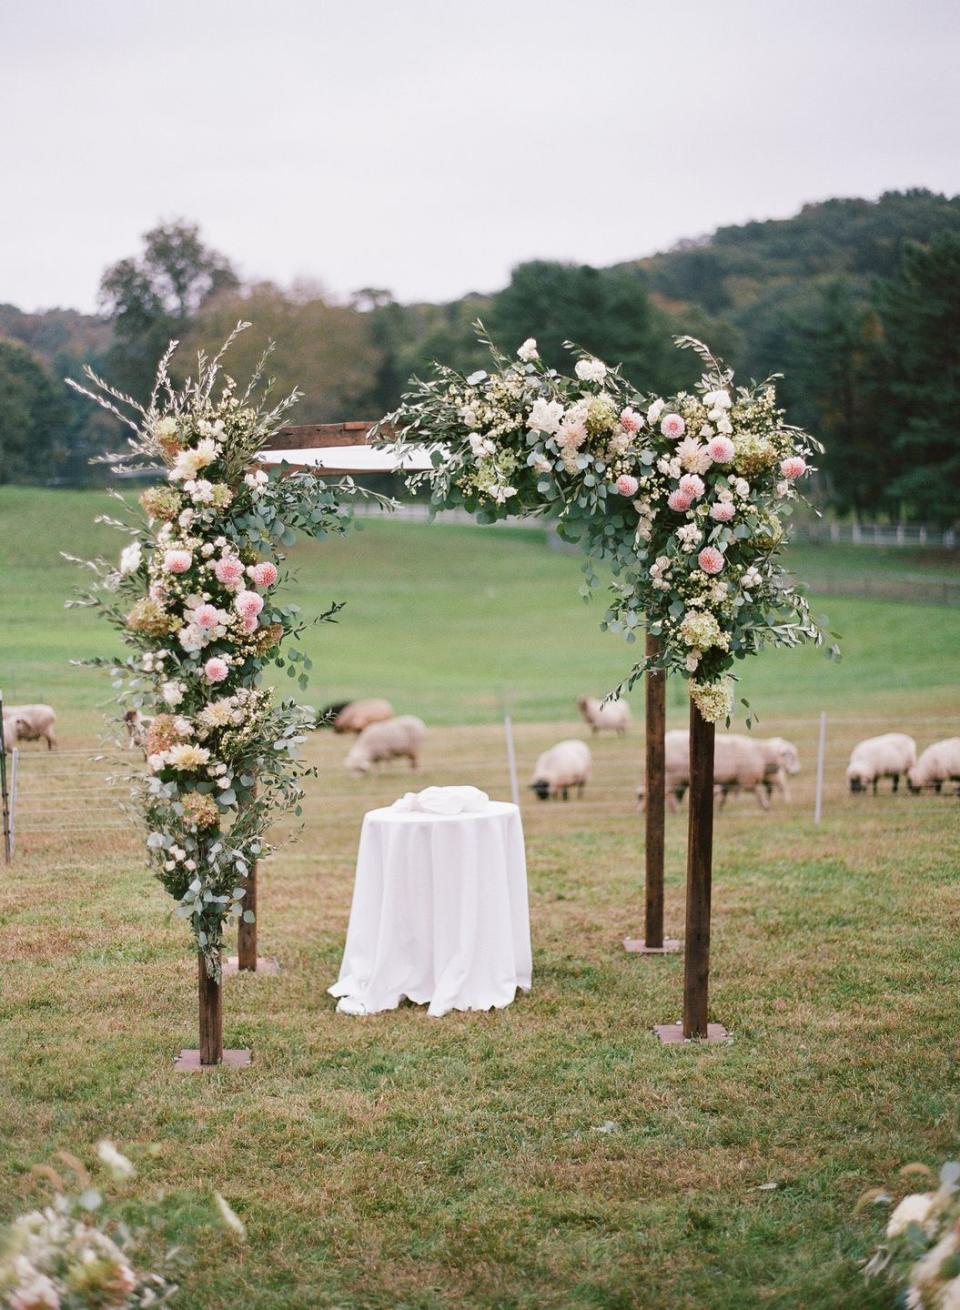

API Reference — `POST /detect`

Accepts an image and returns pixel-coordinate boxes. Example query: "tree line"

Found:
[1,189,958,524]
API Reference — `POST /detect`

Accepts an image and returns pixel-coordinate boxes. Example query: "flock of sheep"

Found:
[4,697,958,805]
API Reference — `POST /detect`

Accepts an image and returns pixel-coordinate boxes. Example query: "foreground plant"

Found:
[863,1160,960,1307]
[67,324,389,977]
[381,328,835,722]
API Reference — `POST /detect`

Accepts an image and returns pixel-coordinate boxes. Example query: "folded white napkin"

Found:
[391,785,491,815]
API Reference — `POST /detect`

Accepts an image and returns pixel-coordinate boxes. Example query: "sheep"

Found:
[906,738,960,795]
[576,695,630,736]
[332,698,395,734]
[2,704,57,752]
[344,716,426,775]
[759,736,801,803]
[636,730,769,812]
[846,733,917,795]
[529,739,592,801]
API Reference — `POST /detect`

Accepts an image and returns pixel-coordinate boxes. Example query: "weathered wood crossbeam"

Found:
[260,420,400,475]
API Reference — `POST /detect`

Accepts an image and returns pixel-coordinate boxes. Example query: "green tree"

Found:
[0,339,68,483]
[99,220,238,404]
[875,233,960,523]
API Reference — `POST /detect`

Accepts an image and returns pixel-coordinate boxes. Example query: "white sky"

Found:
[3,0,959,314]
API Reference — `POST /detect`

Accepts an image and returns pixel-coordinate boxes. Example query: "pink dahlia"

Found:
[709,502,735,522]
[615,474,639,497]
[780,455,807,479]
[203,657,229,683]
[235,589,265,621]
[678,473,705,500]
[660,413,686,439]
[214,556,245,589]
[193,603,221,631]
[619,407,643,434]
[706,435,736,463]
[698,546,725,575]
[163,549,193,574]
[667,489,693,513]
[250,560,278,588]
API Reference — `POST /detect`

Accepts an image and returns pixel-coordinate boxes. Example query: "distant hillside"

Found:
[0,303,111,367]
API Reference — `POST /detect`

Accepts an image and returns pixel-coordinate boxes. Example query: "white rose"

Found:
[147,753,166,772]
[886,1192,935,1238]
[647,398,666,424]
[178,508,195,528]
[575,358,606,384]
[119,541,142,575]
[734,478,750,498]
[715,414,733,434]
[527,398,564,435]
[517,338,538,362]
[703,389,731,411]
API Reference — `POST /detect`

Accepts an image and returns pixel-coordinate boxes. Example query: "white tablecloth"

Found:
[328,800,531,1017]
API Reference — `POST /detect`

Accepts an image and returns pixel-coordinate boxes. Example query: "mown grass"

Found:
[1,486,959,1308]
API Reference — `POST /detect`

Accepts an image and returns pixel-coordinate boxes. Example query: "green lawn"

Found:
[1,486,959,1309]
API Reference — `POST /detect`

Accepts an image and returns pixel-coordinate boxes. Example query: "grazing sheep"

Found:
[755,737,801,803]
[123,708,153,750]
[2,704,57,752]
[636,730,769,812]
[529,739,592,801]
[344,715,425,775]
[846,733,917,795]
[333,698,395,734]
[576,696,630,736]
[906,738,960,795]
[317,700,352,729]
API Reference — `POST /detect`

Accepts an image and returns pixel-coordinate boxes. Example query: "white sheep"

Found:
[344,715,425,775]
[846,733,917,795]
[576,696,630,736]
[636,730,770,811]
[907,738,960,795]
[529,739,592,801]
[332,698,395,734]
[2,704,57,752]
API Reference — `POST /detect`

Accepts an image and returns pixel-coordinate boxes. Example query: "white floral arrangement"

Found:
[863,1160,960,1307]
[0,1142,178,1309]
[380,329,836,721]
[67,325,388,976]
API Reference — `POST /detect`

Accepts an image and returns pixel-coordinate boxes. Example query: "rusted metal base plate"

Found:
[173,1048,252,1071]
[653,1022,731,1045]
[624,937,681,955]
[223,956,279,976]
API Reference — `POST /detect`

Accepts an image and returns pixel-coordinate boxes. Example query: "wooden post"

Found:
[0,691,11,865]
[237,861,258,971]
[198,953,223,1065]
[814,711,827,824]
[655,700,728,1044]
[624,635,679,955]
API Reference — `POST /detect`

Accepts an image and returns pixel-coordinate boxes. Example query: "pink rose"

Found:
[619,407,643,434]
[660,413,686,439]
[698,546,725,575]
[706,436,735,463]
[615,474,639,497]
[678,473,705,500]
[193,603,221,630]
[709,502,735,522]
[163,549,192,574]
[235,589,265,621]
[781,456,807,479]
[250,560,279,588]
[667,489,693,512]
[214,556,245,589]
[203,657,229,683]
[242,613,259,633]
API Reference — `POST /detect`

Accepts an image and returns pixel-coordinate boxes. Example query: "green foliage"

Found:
[0,337,68,483]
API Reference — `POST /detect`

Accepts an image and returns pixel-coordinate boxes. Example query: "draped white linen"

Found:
[329,798,531,1017]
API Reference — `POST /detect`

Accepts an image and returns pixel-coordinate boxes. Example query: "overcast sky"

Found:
[3,0,959,314]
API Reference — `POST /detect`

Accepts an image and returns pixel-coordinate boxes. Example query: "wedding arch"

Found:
[71,326,829,1064]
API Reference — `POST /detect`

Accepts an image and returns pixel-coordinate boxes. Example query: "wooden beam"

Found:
[262,421,384,452]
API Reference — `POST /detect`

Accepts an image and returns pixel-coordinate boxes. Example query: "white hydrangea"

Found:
[575,358,606,384]
[527,398,564,435]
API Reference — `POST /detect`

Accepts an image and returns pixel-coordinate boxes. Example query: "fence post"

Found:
[814,711,827,825]
[0,691,11,865]
[503,712,520,808]
[625,634,678,955]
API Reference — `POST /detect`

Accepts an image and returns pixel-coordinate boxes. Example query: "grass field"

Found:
[2,487,960,1309]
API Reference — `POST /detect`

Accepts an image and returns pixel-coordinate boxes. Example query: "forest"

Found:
[2,188,958,523]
